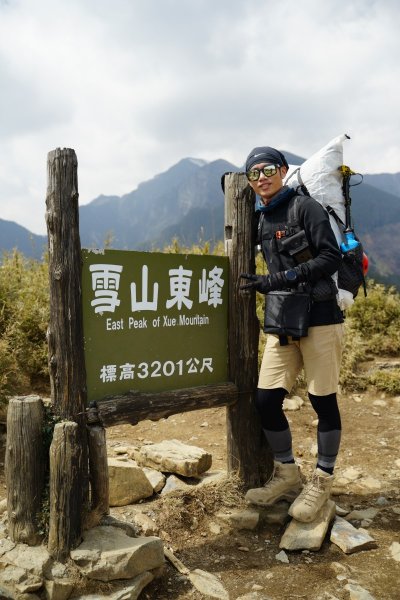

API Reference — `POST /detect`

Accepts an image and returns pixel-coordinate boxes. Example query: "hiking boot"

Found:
[245,461,302,507]
[288,468,334,523]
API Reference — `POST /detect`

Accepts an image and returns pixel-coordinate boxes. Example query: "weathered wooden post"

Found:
[224,173,273,487]
[85,424,109,529]
[5,396,44,545]
[47,421,83,558]
[45,148,89,558]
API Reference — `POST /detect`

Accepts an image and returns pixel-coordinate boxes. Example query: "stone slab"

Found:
[108,458,154,506]
[279,500,336,551]
[70,526,164,582]
[330,517,377,554]
[133,439,212,477]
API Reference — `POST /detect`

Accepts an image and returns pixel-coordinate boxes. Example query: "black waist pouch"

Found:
[264,290,311,338]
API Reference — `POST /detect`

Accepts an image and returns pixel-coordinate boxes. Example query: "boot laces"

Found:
[301,472,329,507]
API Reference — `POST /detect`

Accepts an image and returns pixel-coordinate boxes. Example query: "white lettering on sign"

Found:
[99,364,118,382]
[88,263,226,315]
[165,266,193,310]
[90,264,123,313]
[199,266,224,307]
[99,357,214,382]
[131,265,159,311]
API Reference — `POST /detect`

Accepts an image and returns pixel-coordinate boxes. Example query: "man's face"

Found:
[247,163,288,204]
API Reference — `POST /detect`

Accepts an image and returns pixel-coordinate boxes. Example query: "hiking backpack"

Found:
[284,134,367,308]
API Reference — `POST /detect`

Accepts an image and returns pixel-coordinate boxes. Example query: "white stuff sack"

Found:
[284,134,354,310]
[284,133,349,225]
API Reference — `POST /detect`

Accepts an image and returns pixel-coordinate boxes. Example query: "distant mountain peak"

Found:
[187,158,209,167]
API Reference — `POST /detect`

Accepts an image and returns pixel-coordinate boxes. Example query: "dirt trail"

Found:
[105,386,400,600]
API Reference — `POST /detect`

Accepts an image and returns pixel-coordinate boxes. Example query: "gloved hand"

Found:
[239,272,286,293]
[240,267,306,293]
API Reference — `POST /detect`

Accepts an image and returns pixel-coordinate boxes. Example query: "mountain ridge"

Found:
[1,155,399,288]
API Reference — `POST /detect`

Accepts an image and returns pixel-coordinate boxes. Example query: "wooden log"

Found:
[48,421,83,560]
[46,148,89,552]
[86,382,238,428]
[224,172,273,487]
[45,148,87,421]
[5,396,44,545]
[85,425,109,529]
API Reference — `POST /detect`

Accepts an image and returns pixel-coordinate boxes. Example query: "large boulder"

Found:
[70,526,164,582]
[133,440,212,477]
[108,458,154,506]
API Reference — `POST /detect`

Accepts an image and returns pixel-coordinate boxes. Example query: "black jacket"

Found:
[258,188,344,326]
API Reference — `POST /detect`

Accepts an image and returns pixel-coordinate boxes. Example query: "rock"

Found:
[330,517,377,553]
[108,458,154,506]
[114,445,131,455]
[70,526,164,582]
[390,541,400,561]
[133,439,212,477]
[279,500,336,551]
[0,539,15,557]
[358,477,382,491]
[283,396,304,411]
[195,470,228,488]
[335,504,349,516]
[275,550,289,563]
[259,501,291,526]
[188,569,229,600]
[375,496,389,506]
[142,467,166,492]
[101,514,138,537]
[341,467,362,481]
[0,499,7,515]
[344,583,377,600]
[0,565,42,594]
[345,508,379,522]
[215,508,259,530]
[1,543,52,576]
[329,561,349,575]
[132,512,158,536]
[209,522,221,535]
[160,474,192,495]
[373,399,387,407]
[73,571,154,600]
[43,578,75,600]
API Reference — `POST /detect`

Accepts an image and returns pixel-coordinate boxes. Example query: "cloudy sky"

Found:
[1,0,399,234]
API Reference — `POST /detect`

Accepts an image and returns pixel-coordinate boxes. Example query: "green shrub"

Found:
[347,281,400,354]
[0,251,49,403]
[368,369,400,394]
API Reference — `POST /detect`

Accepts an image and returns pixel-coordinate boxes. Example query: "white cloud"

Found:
[0,0,399,234]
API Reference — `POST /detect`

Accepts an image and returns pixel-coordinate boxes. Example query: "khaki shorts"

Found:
[258,323,344,395]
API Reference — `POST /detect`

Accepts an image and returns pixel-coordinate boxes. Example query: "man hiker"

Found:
[240,146,344,522]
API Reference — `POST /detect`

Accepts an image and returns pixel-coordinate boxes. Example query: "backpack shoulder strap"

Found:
[287,194,302,230]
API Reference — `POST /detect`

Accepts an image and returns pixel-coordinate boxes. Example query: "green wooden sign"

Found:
[82,249,229,403]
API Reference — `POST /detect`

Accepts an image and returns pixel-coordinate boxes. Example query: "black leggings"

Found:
[256,388,341,431]
[256,388,342,472]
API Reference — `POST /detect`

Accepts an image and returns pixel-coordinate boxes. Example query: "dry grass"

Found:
[155,473,246,535]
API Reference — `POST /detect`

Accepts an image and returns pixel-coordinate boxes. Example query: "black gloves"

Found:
[240,268,306,293]
[240,273,286,293]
